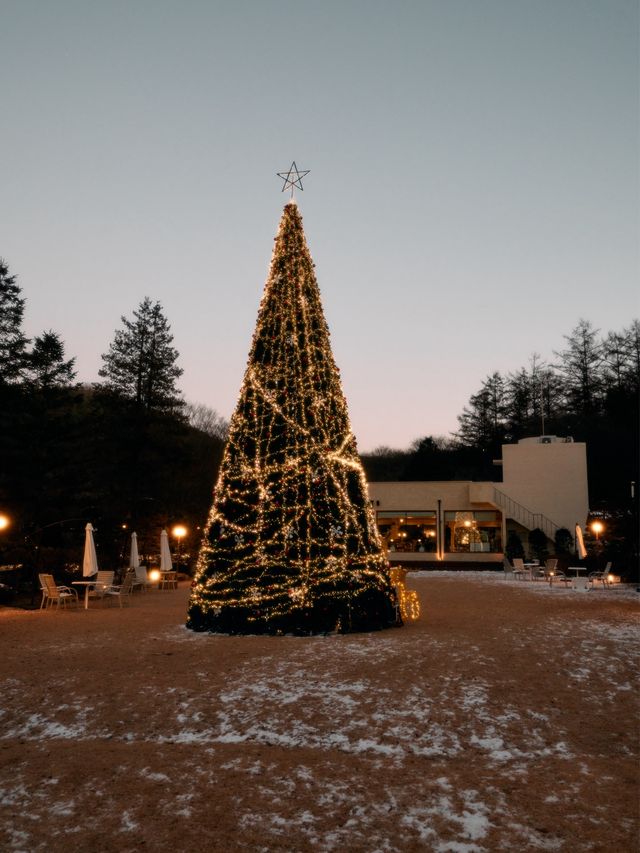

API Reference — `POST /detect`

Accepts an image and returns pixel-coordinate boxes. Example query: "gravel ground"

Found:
[0,573,638,852]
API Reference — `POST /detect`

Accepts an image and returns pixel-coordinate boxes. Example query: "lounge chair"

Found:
[529,558,553,581]
[512,558,527,580]
[38,573,50,609]
[103,571,135,607]
[87,570,115,602]
[543,559,571,587]
[503,557,515,580]
[41,574,79,609]
[589,562,613,588]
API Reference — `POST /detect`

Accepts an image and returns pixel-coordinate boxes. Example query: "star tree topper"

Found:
[277,161,310,198]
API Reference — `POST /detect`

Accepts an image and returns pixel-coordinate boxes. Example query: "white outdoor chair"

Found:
[503,557,515,580]
[512,558,527,580]
[38,573,50,609]
[87,570,115,602]
[544,559,571,586]
[41,574,79,609]
[589,562,613,588]
[103,571,136,607]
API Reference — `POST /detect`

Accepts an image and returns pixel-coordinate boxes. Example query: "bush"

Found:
[505,531,525,561]
[528,528,549,562]
[554,527,574,556]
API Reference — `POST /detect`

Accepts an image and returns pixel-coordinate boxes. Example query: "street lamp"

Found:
[172,525,187,567]
[0,514,9,532]
[591,520,604,541]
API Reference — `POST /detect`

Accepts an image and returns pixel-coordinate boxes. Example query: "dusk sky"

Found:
[1,0,637,451]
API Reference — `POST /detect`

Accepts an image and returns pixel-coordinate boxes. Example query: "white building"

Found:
[368,436,589,564]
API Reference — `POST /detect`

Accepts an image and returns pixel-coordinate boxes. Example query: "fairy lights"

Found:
[187,202,400,635]
[389,567,421,622]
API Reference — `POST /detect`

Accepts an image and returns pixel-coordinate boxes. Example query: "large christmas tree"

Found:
[187,201,399,635]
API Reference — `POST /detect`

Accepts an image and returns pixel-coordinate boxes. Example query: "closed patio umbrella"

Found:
[160,529,173,572]
[575,523,587,560]
[129,531,140,570]
[82,523,99,577]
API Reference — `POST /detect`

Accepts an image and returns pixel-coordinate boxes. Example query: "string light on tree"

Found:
[187,189,400,635]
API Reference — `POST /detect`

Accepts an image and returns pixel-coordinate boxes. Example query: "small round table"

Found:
[72,580,97,610]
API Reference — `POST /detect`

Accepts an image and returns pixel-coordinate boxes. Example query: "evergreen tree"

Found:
[0,258,29,384]
[554,319,604,416]
[616,320,640,392]
[505,355,566,439]
[456,372,508,451]
[98,297,183,413]
[504,367,535,439]
[26,331,76,391]
[188,202,398,635]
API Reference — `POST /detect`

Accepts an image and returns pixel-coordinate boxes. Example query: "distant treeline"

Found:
[0,259,227,570]
[362,319,639,513]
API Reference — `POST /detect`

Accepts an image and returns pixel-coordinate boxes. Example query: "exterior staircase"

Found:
[491,488,561,542]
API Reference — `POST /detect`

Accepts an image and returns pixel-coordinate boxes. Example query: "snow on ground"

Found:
[0,574,637,852]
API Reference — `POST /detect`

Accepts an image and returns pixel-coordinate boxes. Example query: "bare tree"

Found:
[185,402,229,439]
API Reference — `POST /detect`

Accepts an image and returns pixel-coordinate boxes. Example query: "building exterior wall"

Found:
[500,439,589,533]
[368,437,589,563]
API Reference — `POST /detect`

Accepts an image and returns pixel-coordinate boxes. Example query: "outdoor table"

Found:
[569,567,589,592]
[72,580,96,610]
[523,562,539,580]
[159,571,178,591]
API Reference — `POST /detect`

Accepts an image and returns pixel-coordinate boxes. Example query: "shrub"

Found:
[505,530,525,561]
[528,527,549,562]
[554,527,574,556]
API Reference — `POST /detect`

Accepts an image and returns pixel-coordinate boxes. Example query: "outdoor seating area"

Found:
[31,525,186,613]
[40,568,183,613]
[502,556,616,590]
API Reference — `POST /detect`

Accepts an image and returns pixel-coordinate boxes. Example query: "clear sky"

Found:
[1,0,638,451]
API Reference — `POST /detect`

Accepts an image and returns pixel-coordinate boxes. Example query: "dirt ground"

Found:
[0,573,638,853]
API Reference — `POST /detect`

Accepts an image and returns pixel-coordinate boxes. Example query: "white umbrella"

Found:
[129,531,140,569]
[82,522,99,577]
[160,529,173,571]
[575,523,588,560]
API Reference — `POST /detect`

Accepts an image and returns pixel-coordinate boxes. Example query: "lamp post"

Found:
[172,525,187,569]
[591,520,604,541]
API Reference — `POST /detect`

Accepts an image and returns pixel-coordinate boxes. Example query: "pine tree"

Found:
[456,372,508,451]
[98,297,183,413]
[0,258,29,384]
[26,331,76,391]
[554,319,604,416]
[187,202,398,635]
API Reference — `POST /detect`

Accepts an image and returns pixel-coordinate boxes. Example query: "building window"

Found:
[444,510,502,553]
[376,511,437,553]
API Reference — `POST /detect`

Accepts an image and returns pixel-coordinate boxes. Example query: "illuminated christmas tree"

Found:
[187,200,399,635]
